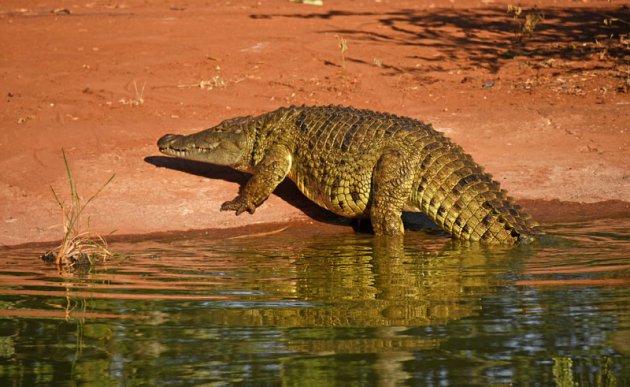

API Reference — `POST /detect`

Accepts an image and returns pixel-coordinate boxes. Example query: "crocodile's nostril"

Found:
[157,134,180,148]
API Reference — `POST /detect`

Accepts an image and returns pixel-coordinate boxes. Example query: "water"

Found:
[1,219,629,386]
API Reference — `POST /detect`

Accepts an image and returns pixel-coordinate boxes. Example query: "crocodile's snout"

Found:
[157,134,181,150]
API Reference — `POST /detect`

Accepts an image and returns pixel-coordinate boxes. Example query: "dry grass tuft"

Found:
[118,80,146,106]
[335,34,349,67]
[508,5,544,42]
[41,150,115,268]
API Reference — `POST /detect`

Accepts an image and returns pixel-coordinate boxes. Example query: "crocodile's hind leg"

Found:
[370,149,417,236]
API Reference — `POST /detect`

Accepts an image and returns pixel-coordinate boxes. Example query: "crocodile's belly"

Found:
[289,158,374,218]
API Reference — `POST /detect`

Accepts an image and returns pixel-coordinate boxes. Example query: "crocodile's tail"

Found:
[412,134,543,243]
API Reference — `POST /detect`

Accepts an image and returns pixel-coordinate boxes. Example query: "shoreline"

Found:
[3,198,628,249]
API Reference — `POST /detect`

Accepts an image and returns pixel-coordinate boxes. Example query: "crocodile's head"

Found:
[157,117,253,168]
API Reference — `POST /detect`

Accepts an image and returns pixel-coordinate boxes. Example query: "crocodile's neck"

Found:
[249,106,304,167]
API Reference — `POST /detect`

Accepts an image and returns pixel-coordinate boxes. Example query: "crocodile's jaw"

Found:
[157,130,248,167]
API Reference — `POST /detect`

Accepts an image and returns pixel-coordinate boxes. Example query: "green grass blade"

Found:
[83,174,115,209]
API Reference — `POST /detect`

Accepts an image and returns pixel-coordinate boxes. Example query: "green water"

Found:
[1,219,629,385]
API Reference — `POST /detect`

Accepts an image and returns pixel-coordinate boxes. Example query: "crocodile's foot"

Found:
[221,197,256,215]
[371,216,405,237]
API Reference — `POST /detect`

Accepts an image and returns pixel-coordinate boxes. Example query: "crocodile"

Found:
[157,105,543,243]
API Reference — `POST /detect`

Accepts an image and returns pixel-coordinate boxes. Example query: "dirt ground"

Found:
[1,0,628,246]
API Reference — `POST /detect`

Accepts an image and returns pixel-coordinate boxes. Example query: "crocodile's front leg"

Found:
[221,144,292,215]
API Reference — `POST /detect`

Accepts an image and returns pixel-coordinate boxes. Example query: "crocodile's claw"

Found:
[220,197,256,215]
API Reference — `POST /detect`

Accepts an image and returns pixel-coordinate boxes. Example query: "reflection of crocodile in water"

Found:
[158,105,543,243]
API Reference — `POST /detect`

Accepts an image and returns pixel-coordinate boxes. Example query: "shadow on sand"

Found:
[144,156,441,234]
[251,6,629,75]
[145,155,342,225]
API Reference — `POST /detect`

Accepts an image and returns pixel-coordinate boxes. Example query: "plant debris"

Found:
[41,150,115,268]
